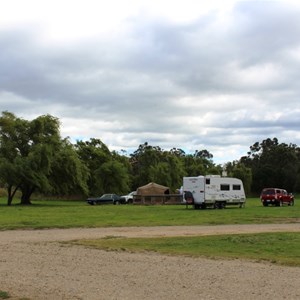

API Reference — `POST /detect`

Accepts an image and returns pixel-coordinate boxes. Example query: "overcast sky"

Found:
[1,0,300,164]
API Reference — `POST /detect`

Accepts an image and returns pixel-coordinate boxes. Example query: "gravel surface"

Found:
[1,223,300,300]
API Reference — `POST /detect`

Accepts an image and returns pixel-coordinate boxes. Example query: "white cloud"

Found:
[1,0,300,164]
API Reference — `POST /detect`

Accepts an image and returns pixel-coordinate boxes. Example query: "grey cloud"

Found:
[1,2,300,163]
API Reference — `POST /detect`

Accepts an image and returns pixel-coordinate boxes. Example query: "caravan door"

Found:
[183,176,205,204]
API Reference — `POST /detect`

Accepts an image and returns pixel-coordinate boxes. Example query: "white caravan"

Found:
[183,175,246,209]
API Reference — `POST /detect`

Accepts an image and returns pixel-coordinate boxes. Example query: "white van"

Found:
[183,175,246,209]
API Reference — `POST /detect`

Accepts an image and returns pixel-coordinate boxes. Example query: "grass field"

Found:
[1,196,299,267]
[0,197,298,230]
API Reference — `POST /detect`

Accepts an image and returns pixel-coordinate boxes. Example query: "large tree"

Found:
[225,161,252,195]
[129,143,219,192]
[241,138,300,193]
[49,138,89,197]
[76,138,130,196]
[0,112,62,204]
[129,143,163,189]
[0,112,30,204]
[19,114,62,204]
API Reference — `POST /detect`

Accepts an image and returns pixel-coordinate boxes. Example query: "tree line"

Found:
[0,112,299,205]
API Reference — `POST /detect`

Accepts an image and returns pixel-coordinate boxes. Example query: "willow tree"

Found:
[0,112,62,204]
[76,138,130,196]
[0,112,29,204]
[48,138,89,197]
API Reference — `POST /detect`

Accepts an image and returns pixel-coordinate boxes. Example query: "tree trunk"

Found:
[7,195,13,206]
[7,185,19,206]
[7,185,13,206]
[20,186,35,205]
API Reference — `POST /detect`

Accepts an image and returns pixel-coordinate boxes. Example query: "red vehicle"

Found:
[260,188,295,207]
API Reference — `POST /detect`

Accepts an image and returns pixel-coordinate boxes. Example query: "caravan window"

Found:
[220,184,230,191]
[233,184,241,190]
[206,178,210,184]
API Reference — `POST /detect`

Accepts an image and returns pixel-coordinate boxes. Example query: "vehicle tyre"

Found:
[263,201,268,207]
[290,199,295,206]
[215,202,224,209]
[280,201,283,207]
[200,203,206,209]
[93,201,97,205]
[115,200,120,205]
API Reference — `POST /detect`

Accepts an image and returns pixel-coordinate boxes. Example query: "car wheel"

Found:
[290,200,295,206]
[280,201,283,207]
[263,201,268,207]
[115,200,120,205]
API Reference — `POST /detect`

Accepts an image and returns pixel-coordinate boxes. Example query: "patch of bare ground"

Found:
[1,223,300,300]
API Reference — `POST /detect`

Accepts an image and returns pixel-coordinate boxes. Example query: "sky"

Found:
[1,0,300,164]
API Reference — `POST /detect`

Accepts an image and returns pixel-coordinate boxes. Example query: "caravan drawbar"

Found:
[183,175,246,209]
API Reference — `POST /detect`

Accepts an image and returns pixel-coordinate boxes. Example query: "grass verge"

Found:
[69,232,300,267]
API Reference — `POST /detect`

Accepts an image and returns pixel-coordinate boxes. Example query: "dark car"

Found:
[86,193,125,205]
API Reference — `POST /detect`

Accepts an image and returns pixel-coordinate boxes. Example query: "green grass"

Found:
[70,232,300,267]
[0,197,298,230]
[1,196,299,300]
[0,291,10,299]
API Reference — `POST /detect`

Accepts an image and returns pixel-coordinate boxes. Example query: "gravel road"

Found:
[1,223,300,300]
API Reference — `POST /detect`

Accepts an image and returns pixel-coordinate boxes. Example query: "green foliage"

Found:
[0,112,64,204]
[226,161,252,194]
[129,143,218,191]
[76,139,130,196]
[0,112,92,204]
[182,152,221,177]
[49,139,89,196]
[0,290,10,299]
[95,160,129,195]
[2,111,300,202]
[130,143,163,188]
[242,138,300,193]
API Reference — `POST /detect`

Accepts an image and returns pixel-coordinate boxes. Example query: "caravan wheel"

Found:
[215,202,225,209]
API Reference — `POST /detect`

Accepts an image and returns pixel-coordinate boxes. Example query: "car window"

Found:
[262,189,274,195]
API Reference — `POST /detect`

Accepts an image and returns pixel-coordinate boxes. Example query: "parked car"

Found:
[86,194,125,205]
[260,188,295,206]
[120,191,136,204]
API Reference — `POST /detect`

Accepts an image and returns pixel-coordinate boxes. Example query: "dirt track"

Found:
[1,223,300,300]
